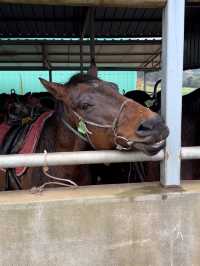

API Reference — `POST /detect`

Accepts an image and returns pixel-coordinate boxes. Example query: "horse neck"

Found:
[55,105,88,151]
[36,107,89,154]
[54,113,88,152]
[51,112,92,185]
[32,110,91,187]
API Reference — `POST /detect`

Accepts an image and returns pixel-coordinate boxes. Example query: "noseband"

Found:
[62,99,132,150]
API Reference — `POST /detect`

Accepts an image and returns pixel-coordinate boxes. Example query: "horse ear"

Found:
[39,78,66,100]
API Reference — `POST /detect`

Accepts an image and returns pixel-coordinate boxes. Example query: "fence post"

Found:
[160,0,185,186]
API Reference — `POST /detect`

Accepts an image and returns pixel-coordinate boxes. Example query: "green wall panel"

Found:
[0,70,137,95]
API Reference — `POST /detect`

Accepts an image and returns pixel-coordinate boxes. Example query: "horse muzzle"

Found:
[134,115,169,155]
[116,114,169,155]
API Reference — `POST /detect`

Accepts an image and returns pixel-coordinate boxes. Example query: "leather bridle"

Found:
[61,99,133,150]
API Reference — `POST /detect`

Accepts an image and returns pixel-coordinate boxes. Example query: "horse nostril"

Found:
[137,123,153,132]
[136,115,163,137]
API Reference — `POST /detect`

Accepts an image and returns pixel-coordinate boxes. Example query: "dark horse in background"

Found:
[0,73,169,190]
[124,83,200,181]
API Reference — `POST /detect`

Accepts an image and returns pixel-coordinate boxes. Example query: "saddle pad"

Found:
[0,123,11,145]
[0,111,54,177]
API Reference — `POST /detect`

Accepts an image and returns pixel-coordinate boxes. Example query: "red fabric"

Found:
[0,123,11,144]
[16,111,54,176]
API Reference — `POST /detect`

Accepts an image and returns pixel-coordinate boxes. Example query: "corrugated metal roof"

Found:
[184,3,200,69]
[0,4,162,38]
[1,3,199,39]
[0,3,200,70]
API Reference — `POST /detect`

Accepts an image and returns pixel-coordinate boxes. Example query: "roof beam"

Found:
[41,45,51,69]
[0,66,159,71]
[0,60,160,64]
[0,18,162,23]
[142,47,161,67]
[81,8,91,39]
[0,0,166,8]
[0,52,158,56]
[0,40,162,45]
[80,8,91,73]
[0,34,162,38]
[89,7,95,63]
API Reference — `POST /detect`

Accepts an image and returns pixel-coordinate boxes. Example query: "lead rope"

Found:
[30,150,78,193]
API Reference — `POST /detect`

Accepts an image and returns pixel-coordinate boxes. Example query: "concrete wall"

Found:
[0,181,200,266]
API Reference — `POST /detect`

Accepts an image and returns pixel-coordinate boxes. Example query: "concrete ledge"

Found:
[0,181,200,266]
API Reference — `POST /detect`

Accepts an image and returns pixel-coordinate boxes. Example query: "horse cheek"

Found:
[90,130,115,150]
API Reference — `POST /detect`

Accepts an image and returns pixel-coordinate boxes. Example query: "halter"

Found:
[61,99,132,150]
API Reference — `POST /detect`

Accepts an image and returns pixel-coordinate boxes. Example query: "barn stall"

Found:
[0,0,200,265]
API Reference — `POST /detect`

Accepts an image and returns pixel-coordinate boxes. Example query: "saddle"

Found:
[0,101,54,190]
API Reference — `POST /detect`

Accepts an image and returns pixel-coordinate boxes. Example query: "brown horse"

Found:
[2,73,169,190]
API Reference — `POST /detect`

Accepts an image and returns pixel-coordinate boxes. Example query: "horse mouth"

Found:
[115,137,166,155]
[133,140,165,155]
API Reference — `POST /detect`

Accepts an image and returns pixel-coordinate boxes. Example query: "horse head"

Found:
[39,74,169,155]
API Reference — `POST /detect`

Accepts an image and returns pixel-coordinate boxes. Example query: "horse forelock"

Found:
[65,73,100,86]
[64,73,119,100]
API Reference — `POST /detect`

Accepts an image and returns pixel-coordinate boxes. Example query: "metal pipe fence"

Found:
[0,147,199,169]
[0,150,164,168]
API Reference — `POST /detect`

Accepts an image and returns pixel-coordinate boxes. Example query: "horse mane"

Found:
[65,73,100,86]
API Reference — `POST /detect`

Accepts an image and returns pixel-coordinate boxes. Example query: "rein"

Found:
[61,99,132,150]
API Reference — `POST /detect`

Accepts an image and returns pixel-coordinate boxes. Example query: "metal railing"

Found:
[0,147,199,169]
